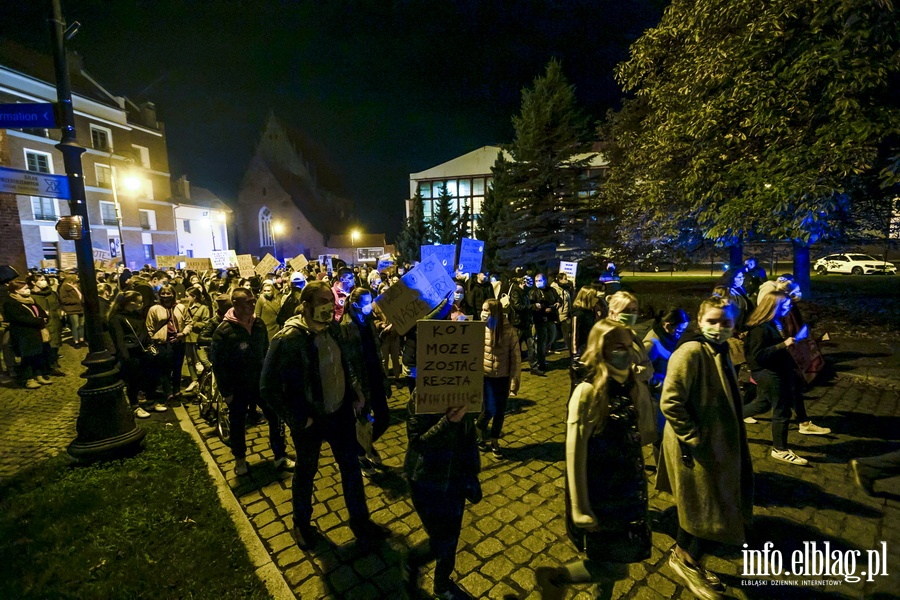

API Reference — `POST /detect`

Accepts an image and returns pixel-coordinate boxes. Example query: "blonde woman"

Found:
[604,291,655,399]
[536,320,650,600]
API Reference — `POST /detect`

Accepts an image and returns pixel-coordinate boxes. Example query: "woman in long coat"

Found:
[4,280,51,389]
[656,296,753,600]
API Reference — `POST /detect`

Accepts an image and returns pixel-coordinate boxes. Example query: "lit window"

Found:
[473,178,484,195]
[444,180,458,197]
[419,182,432,199]
[259,207,273,247]
[139,209,156,230]
[99,201,117,226]
[143,244,154,260]
[459,179,471,197]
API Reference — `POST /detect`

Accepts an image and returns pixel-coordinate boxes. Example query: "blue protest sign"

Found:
[457,238,485,274]
[420,244,456,276]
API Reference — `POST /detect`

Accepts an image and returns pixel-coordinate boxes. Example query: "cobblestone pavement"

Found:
[3,340,899,599]
[181,350,899,600]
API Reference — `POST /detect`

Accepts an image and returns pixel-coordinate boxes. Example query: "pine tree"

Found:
[431,184,459,245]
[479,152,513,272]
[497,59,598,269]
[395,190,430,264]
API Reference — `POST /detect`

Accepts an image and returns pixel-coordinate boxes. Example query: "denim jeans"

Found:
[67,313,84,342]
[476,376,511,439]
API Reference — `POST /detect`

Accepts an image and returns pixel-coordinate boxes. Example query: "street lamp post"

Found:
[350,228,360,266]
[110,168,139,268]
[272,221,284,262]
[50,0,145,461]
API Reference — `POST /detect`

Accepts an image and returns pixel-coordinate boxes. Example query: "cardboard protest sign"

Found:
[789,338,825,384]
[104,258,119,270]
[289,254,309,271]
[156,255,180,269]
[415,320,485,414]
[92,247,111,262]
[236,254,255,278]
[254,253,280,277]
[456,238,485,274]
[185,257,213,272]
[210,250,234,269]
[40,259,56,270]
[59,252,77,270]
[421,244,456,276]
[559,261,578,278]
[376,253,395,273]
[374,252,456,335]
[318,254,339,272]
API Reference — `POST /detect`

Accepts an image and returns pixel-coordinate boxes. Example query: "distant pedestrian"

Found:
[58,270,85,347]
[476,298,520,458]
[4,280,51,389]
[28,273,64,376]
[108,291,154,418]
[183,287,210,393]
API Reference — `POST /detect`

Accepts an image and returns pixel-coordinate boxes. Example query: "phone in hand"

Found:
[795,324,809,341]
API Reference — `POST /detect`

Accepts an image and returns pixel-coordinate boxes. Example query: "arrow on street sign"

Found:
[0,166,70,199]
[0,102,58,129]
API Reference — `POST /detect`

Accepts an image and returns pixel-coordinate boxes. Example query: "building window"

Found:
[31,197,57,221]
[90,125,112,152]
[95,164,112,189]
[418,177,486,237]
[143,244,154,260]
[25,150,53,173]
[139,209,156,230]
[99,201,118,226]
[259,206,273,247]
[42,242,59,266]
[131,144,150,168]
[186,249,194,258]
[182,219,191,233]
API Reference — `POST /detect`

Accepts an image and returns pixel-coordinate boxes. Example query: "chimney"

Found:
[139,101,157,128]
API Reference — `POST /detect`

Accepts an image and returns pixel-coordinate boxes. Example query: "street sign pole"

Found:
[50,0,145,462]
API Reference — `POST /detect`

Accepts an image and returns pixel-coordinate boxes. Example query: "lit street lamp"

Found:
[110,168,140,267]
[272,221,285,262]
[350,228,360,266]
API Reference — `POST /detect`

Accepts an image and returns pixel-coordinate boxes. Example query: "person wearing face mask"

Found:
[535,321,650,600]
[450,283,469,321]
[277,271,308,328]
[718,268,754,333]
[508,277,534,382]
[3,279,52,389]
[260,280,391,550]
[742,292,828,465]
[476,298,520,458]
[254,280,282,341]
[108,291,154,418]
[183,288,211,393]
[643,309,690,466]
[656,297,752,600]
[212,288,292,476]
[604,291,655,391]
[145,284,193,408]
[464,272,494,320]
[339,287,392,475]
[528,273,560,376]
[332,267,356,322]
[58,270,85,348]
[28,273,65,376]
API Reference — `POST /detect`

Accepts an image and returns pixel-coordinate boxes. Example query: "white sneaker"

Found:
[274,456,295,470]
[743,416,758,424]
[134,407,151,419]
[771,448,809,466]
[25,379,41,389]
[366,447,383,466]
[153,402,168,412]
[36,376,53,385]
[799,422,831,435]
[184,381,199,393]
[235,458,249,475]
[195,362,204,374]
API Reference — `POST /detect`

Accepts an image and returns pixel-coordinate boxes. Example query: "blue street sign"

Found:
[0,166,70,199]
[0,102,58,129]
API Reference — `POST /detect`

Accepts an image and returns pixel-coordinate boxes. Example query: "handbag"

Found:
[583,520,651,563]
[125,319,158,356]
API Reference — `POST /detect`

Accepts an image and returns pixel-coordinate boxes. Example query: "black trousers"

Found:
[408,479,466,592]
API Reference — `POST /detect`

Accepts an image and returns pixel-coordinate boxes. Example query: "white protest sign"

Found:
[236,254,255,278]
[415,320,485,414]
[92,247,111,262]
[59,252,77,270]
[289,254,309,271]
[210,250,232,270]
[374,252,456,335]
[254,253,280,277]
[560,261,578,278]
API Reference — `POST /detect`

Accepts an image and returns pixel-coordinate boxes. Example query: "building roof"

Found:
[410,146,507,181]
[327,233,386,248]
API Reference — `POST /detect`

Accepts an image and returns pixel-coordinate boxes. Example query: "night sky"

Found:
[3,1,666,238]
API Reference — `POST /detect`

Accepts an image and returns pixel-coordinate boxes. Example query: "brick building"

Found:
[0,40,177,272]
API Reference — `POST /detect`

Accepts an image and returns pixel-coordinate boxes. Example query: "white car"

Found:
[814,254,896,275]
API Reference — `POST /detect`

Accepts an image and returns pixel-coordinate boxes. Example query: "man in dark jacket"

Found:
[528,273,559,375]
[261,281,390,549]
[211,288,291,476]
[464,272,494,319]
[508,276,534,369]
[276,271,307,327]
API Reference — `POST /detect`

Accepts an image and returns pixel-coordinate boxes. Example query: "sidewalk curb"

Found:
[172,404,295,600]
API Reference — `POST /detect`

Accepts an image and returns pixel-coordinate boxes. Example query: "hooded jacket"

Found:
[4,292,48,357]
[260,315,363,431]
[210,308,268,399]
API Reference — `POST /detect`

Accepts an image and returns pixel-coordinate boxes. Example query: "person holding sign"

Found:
[742,292,828,466]
[476,299,520,458]
[536,321,650,600]
[260,281,391,550]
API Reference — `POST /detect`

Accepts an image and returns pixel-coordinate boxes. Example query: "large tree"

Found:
[394,190,431,264]
[606,0,900,289]
[478,152,513,272]
[496,59,599,269]
[431,183,459,245]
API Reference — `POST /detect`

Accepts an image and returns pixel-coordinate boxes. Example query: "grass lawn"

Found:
[620,274,900,335]
[0,423,270,600]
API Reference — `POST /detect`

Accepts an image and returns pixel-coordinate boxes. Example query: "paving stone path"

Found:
[2,341,898,599]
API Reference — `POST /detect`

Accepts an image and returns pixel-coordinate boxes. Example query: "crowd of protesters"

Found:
[0,254,865,600]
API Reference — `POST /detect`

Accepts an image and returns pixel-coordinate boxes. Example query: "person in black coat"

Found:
[465,272,494,319]
[4,279,50,388]
[404,401,481,599]
[211,287,290,476]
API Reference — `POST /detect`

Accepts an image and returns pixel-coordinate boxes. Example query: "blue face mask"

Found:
[607,349,631,370]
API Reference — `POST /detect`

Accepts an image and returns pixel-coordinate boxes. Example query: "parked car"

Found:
[814,254,897,275]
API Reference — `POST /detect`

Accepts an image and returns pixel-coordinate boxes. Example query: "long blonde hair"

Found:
[746,291,789,328]
[577,320,631,432]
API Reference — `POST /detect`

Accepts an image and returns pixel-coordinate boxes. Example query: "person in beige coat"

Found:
[146,284,192,405]
[476,299,521,458]
[656,297,753,600]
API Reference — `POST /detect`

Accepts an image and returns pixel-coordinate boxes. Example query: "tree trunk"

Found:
[792,241,811,299]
